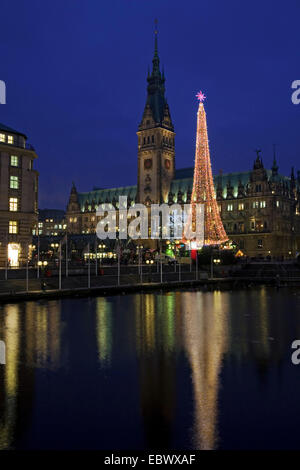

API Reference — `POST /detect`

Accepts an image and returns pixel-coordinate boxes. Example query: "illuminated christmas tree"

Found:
[186,91,228,246]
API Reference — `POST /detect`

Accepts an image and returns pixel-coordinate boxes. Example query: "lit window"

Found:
[0,133,5,142]
[69,217,73,222]
[9,198,18,211]
[74,218,77,223]
[252,201,259,209]
[9,220,18,234]
[7,135,13,144]
[257,239,263,249]
[10,155,18,167]
[218,204,221,212]
[260,201,266,208]
[10,175,19,189]
[38,222,43,227]
[276,200,280,208]
[227,204,233,211]
[238,203,244,211]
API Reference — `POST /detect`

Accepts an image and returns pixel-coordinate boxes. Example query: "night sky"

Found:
[1,0,299,209]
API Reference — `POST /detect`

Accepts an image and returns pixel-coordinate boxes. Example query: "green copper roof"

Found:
[77,185,137,211]
[77,167,296,209]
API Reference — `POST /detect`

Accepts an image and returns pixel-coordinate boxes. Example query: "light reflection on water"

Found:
[0,287,300,450]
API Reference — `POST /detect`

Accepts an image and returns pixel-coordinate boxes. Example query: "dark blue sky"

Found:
[1,0,299,209]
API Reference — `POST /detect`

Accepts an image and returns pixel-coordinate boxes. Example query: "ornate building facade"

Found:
[66,33,300,258]
[0,123,38,266]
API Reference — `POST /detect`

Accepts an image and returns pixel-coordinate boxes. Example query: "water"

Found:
[0,287,300,450]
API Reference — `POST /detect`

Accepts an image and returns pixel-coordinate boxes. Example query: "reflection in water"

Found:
[0,301,61,449]
[135,292,180,448]
[0,288,299,449]
[0,305,20,449]
[182,291,229,450]
[96,298,113,366]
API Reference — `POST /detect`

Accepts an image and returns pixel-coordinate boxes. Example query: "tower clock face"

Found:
[165,159,170,169]
[144,158,152,169]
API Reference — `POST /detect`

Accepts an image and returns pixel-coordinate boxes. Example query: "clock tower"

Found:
[137,27,175,205]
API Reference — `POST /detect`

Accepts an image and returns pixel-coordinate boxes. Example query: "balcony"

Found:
[0,140,35,151]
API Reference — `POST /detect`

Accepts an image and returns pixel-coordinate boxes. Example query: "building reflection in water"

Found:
[182,291,229,450]
[0,300,61,449]
[96,298,113,366]
[135,292,181,448]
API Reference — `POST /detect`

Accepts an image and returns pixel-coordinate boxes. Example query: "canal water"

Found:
[0,287,300,450]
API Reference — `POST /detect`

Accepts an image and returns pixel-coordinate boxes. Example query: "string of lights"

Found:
[185,92,228,247]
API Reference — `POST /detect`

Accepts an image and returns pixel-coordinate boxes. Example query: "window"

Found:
[252,201,259,209]
[256,184,262,192]
[9,198,18,211]
[7,135,13,144]
[152,135,154,143]
[276,200,280,208]
[227,204,233,211]
[10,155,19,167]
[9,220,18,234]
[238,203,244,211]
[260,201,266,208]
[10,176,19,189]
[0,133,5,142]
[257,239,263,249]
[218,204,222,212]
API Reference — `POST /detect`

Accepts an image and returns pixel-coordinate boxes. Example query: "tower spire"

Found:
[272,144,278,175]
[152,19,160,76]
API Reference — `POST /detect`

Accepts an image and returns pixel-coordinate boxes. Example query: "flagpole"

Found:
[160,240,163,283]
[26,244,29,292]
[65,232,68,278]
[140,247,142,284]
[179,258,181,282]
[117,241,120,286]
[88,242,90,288]
[5,232,8,281]
[95,235,97,276]
[37,233,40,279]
[59,240,62,290]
